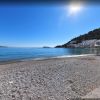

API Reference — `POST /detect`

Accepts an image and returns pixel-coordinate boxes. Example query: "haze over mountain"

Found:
[0,46,7,48]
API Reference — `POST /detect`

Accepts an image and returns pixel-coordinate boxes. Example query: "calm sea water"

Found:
[0,47,98,61]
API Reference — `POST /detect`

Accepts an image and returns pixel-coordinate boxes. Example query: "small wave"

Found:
[55,54,95,58]
[20,54,95,61]
[20,57,47,61]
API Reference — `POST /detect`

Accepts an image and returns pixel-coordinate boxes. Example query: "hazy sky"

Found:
[0,3,100,47]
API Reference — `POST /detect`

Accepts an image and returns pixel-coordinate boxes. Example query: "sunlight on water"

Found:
[0,47,98,61]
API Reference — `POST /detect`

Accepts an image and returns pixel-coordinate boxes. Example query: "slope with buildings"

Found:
[56,28,100,48]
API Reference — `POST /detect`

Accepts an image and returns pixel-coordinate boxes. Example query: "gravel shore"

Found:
[0,55,100,99]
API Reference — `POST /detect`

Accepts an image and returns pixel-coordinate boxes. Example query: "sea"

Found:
[0,47,99,61]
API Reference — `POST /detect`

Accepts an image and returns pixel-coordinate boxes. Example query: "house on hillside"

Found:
[95,40,100,47]
[94,40,100,55]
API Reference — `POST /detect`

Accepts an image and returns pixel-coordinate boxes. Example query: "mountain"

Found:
[55,28,100,48]
[0,46,7,48]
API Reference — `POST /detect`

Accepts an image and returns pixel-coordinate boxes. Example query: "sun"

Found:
[68,2,83,16]
[70,4,82,13]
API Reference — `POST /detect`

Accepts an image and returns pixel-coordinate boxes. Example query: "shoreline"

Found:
[0,54,95,65]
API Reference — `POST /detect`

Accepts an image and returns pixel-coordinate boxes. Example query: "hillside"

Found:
[55,28,100,48]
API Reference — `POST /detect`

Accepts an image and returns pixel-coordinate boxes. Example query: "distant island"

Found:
[0,46,7,48]
[55,28,100,48]
[43,46,51,48]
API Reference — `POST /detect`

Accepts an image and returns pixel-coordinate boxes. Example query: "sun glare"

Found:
[68,2,83,16]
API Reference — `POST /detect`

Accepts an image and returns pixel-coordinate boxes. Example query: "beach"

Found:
[0,55,100,99]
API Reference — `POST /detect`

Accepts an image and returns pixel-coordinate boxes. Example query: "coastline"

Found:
[0,55,100,99]
[0,54,95,65]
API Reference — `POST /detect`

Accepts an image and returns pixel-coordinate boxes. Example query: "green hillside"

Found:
[55,28,100,48]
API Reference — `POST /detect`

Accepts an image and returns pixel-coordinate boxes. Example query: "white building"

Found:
[95,40,100,47]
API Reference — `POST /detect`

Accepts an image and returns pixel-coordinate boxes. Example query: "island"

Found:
[0,46,8,48]
[43,46,51,48]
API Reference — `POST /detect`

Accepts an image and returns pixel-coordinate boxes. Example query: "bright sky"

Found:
[0,2,100,47]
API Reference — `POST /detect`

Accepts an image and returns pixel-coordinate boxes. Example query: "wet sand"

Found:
[0,55,100,99]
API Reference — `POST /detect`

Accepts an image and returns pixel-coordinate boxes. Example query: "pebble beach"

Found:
[0,55,100,99]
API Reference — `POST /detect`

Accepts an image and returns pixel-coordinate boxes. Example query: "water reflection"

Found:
[62,48,100,55]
